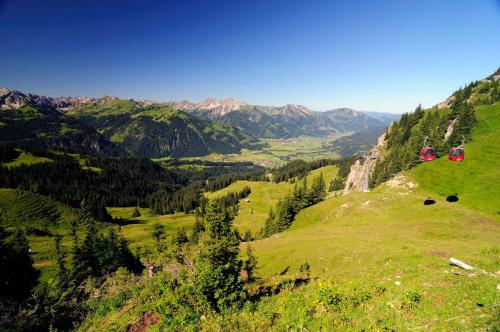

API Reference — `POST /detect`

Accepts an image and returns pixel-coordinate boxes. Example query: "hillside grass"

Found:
[107,207,196,250]
[247,182,499,330]
[0,189,75,227]
[68,99,134,117]
[0,189,80,280]
[411,103,500,220]
[2,150,53,167]
[238,104,500,329]
[0,192,196,280]
[205,165,339,234]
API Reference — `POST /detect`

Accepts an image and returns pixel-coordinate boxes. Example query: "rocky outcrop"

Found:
[343,133,386,195]
[171,98,247,117]
[444,118,457,140]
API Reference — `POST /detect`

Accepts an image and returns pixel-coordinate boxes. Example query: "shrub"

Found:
[316,282,343,311]
[401,290,422,310]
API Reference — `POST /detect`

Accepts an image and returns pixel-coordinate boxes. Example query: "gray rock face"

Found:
[343,133,386,195]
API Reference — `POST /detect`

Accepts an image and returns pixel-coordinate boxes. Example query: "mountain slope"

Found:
[0,89,127,157]
[245,76,500,329]
[370,71,500,190]
[78,101,500,330]
[412,102,500,217]
[178,99,393,139]
[65,98,263,158]
[0,188,78,227]
[0,89,264,158]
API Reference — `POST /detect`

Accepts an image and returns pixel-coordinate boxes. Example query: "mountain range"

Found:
[0,88,399,158]
[173,99,399,138]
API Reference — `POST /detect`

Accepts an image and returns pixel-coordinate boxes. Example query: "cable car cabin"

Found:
[419,147,436,161]
[448,147,464,161]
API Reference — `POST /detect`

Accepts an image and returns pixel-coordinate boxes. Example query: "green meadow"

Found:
[412,103,500,220]
[205,165,339,234]
[106,207,196,250]
[2,150,54,167]
[190,135,345,167]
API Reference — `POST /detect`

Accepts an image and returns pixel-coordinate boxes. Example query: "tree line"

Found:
[262,173,326,237]
[0,198,260,330]
[0,147,266,219]
[369,96,477,187]
[272,159,335,183]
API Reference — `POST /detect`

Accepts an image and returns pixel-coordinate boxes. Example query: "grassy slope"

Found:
[2,150,53,167]
[247,185,498,330]
[243,104,500,330]
[0,188,76,227]
[411,103,500,220]
[0,189,79,280]
[205,165,339,234]
[107,207,196,250]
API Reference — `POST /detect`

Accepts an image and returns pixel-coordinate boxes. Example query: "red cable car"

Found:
[448,138,465,161]
[419,136,436,162]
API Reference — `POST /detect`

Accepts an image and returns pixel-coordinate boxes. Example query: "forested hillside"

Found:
[0,89,264,158]
[0,146,266,218]
[370,72,500,187]
[65,98,264,157]
[185,102,395,139]
[0,89,127,157]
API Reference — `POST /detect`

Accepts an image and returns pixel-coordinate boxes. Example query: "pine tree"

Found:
[308,173,326,205]
[242,244,258,283]
[152,223,166,251]
[54,234,69,291]
[190,217,205,244]
[132,205,141,218]
[262,208,276,237]
[0,227,39,305]
[449,103,477,147]
[192,200,245,311]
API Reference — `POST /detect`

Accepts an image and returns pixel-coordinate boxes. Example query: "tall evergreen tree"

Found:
[54,234,69,291]
[152,223,166,251]
[132,205,141,218]
[192,200,245,311]
[0,227,39,310]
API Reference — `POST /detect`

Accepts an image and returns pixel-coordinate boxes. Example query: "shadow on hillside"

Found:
[446,194,459,202]
[111,218,146,226]
[423,198,436,205]
[247,276,310,302]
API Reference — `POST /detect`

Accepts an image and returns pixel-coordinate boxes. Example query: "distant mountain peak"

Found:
[199,97,246,110]
[0,87,55,111]
[279,104,313,115]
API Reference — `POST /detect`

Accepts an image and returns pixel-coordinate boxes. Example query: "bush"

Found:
[316,282,343,311]
[401,290,422,310]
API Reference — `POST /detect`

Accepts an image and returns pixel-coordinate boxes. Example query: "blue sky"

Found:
[0,0,499,113]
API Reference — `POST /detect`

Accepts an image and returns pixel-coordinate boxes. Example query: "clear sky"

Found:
[0,0,499,113]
